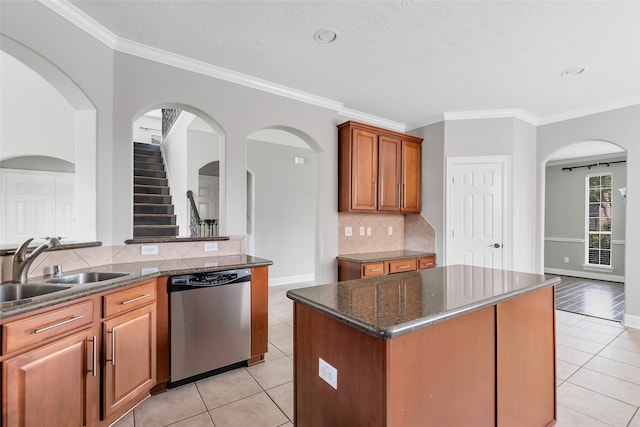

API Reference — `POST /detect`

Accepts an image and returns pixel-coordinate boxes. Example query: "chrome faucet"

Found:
[12,237,62,283]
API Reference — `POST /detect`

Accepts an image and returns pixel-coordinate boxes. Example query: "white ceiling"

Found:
[63,0,640,130]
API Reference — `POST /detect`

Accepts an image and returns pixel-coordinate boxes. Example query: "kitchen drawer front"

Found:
[103,280,156,318]
[3,299,94,354]
[362,262,386,278]
[387,258,417,274]
[418,256,435,269]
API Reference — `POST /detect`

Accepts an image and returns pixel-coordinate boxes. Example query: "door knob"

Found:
[489,243,501,248]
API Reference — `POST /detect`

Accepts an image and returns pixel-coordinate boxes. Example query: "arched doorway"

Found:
[131,106,225,239]
[543,140,627,321]
[246,127,321,285]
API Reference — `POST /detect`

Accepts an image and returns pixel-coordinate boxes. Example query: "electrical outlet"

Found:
[359,226,365,236]
[140,267,159,275]
[141,245,158,255]
[204,242,218,252]
[318,358,338,390]
[388,226,393,236]
[345,227,352,237]
[564,257,570,263]
[367,227,372,236]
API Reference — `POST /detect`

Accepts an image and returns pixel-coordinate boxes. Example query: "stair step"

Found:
[134,147,163,158]
[134,184,170,195]
[134,142,161,150]
[134,154,164,165]
[134,176,168,186]
[133,225,179,238]
[134,214,176,225]
[134,161,164,171]
[134,193,172,204]
[134,168,167,178]
[134,204,174,214]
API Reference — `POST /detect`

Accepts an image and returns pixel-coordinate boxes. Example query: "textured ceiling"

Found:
[69,1,640,127]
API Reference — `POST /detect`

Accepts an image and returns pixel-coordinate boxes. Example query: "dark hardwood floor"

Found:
[551,275,624,322]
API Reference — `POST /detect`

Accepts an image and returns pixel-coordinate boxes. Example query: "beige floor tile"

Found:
[209,392,288,427]
[562,326,618,345]
[555,403,615,427]
[599,345,640,368]
[556,310,587,325]
[133,383,206,427]
[265,343,287,362]
[270,335,294,356]
[581,316,625,328]
[246,357,293,390]
[268,323,293,341]
[556,333,607,354]
[195,368,262,410]
[166,412,215,427]
[269,301,293,316]
[574,319,625,336]
[110,410,134,427]
[272,311,294,326]
[628,410,640,427]
[556,344,594,366]
[266,381,293,421]
[557,382,636,426]
[269,315,284,326]
[556,322,573,333]
[585,356,640,385]
[610,333,640,353]
[567,367,640,406]
[557,359,581,381]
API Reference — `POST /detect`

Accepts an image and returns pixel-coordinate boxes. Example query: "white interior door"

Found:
[198,175,219,220]
[446,157,509,270]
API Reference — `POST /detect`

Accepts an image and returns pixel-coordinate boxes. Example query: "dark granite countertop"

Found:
[0,254,272,319]
[336,250,436,263]
[287,265,560,339]
[0,241,102,257]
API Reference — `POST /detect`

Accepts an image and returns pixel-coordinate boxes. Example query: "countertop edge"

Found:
[1,257,273,320]
[287,275,561,339]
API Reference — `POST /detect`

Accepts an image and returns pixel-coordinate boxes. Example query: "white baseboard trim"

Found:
[624,314,640,330]
[544,267,624,283]
[269,274,315,287]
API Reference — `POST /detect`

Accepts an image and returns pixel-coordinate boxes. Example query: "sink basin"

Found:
[0,284,71,302]
[46,272,130,285]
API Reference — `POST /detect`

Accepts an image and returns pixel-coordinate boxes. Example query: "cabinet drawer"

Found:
[362,263,385,278]
[418,256,435,269]
[103,280,156,318]
[387,258,417,274]
[4,299,94,354]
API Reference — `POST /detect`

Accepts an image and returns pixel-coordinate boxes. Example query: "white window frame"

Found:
[584,172,613,269]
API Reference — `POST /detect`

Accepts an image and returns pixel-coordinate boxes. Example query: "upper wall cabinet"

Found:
[338,121,423,214]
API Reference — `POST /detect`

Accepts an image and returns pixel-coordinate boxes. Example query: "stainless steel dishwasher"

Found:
[168,268,252,386]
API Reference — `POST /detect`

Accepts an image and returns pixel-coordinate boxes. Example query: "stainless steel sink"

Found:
[46,272,130,285]
[0,284,71,303]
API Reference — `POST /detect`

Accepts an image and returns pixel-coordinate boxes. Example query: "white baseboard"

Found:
[544,267,624,283]
[624,314,640,330]
[269,274,315,287]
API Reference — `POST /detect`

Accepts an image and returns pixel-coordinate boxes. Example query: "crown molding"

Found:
[537,98,640,126]
[405,114,446,131]
[337,108,406,132]
[443,109,540,126]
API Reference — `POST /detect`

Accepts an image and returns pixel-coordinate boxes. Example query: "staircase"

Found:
[133,142,179,238]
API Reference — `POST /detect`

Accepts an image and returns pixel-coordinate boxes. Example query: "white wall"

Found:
[537,105,640,326]
[132,115,161,145]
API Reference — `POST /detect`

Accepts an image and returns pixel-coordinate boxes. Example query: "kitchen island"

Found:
[287,265,560,427]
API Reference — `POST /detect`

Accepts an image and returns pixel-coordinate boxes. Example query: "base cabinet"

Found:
[3,328,98,427]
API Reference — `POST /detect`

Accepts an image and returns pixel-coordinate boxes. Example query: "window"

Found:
[586,173,612,266]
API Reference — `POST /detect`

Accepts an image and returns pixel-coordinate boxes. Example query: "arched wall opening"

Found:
[0,34,97,245]
[246,126,322,285]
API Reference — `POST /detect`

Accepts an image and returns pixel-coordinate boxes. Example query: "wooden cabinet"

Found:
[2,299,99,427]
[338,121,423,214]
[338,254,435,281]
[101,281,157,421]
[249,266,269,365]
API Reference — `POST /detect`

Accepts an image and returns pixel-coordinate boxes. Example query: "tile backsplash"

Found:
[0,236,246,282]
[338,213,436,256]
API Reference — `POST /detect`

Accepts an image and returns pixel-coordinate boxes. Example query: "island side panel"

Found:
[293,303,387,426]
[386,306,496,427]
[250,266,269,364]
[496,286,556,426]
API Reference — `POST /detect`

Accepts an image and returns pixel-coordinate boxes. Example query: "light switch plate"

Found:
[388,226,393,236]
[359,226,365,236]
[204,242,218,252]
[345,227,352,237]
[141,245,158,255]
[367,227,372,236]
[318,357,338,389]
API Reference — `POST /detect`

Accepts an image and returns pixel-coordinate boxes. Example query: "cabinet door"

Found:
[350,128,378,211]
[103,304,156,419]
[378,135,402,212]
[3,329,95,427]
[401,140,421,213]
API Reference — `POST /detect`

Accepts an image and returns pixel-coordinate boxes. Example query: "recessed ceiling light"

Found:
[561,67,588,77]
[314,29,338,44]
